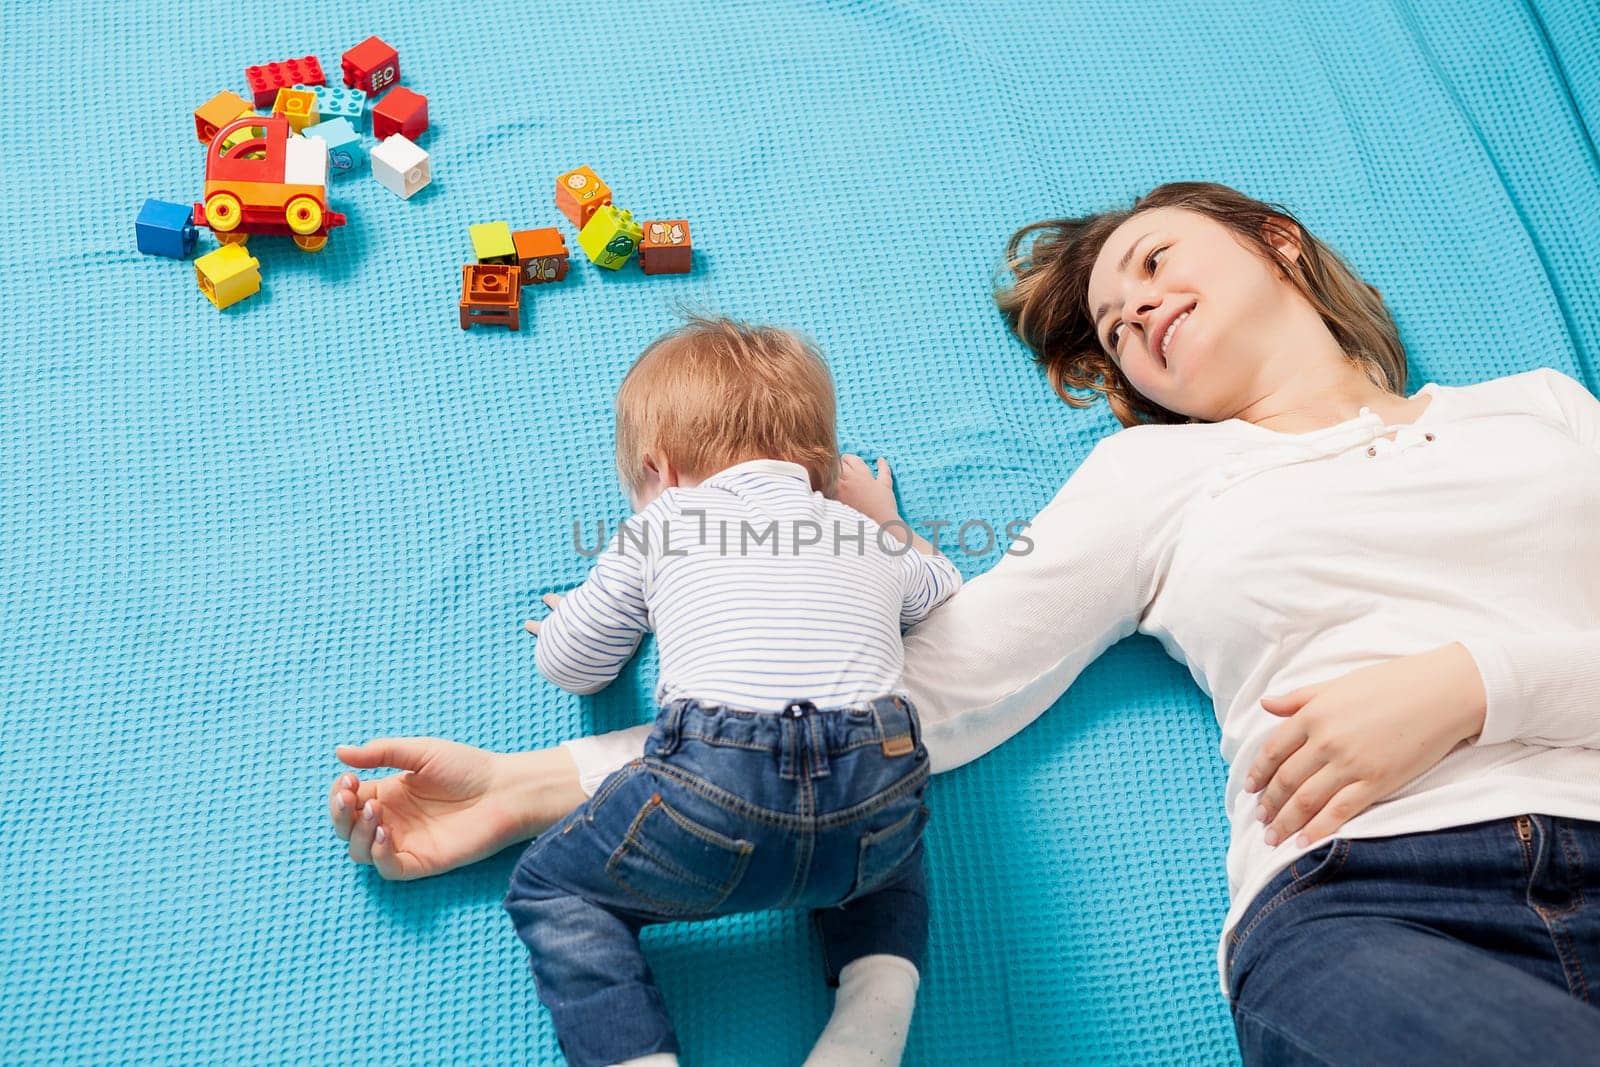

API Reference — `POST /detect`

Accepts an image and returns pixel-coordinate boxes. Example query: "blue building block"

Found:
[302,118,366,177]
[135,199,197,258]
[298,82,367,130]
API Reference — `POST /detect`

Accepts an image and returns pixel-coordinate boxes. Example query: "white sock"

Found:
[802,954,921,1067]
[610,1055,679,1067]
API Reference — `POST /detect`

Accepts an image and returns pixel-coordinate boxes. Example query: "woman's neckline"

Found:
[1227,382,1442,439]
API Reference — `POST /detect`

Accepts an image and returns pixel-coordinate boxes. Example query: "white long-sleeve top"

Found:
[563,368,1600,994]
[535,458,963,710]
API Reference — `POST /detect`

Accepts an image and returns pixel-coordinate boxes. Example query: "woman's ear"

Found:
[1262,217,1303,266]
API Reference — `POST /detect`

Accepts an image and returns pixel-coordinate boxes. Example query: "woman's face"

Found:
[1085,206,1305,422]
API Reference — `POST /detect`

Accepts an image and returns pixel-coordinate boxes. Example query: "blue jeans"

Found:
[1226,814,1600,1065]
[503,694,931,1067]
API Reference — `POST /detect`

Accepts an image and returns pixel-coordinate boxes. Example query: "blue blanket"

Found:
[4,0,1597,1061]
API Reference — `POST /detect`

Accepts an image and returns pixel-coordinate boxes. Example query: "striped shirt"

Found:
[534,458,963,711]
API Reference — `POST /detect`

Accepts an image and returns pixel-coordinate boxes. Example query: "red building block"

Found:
[639,220,693,274]
[512,228,570,284]
[342,36,400,96]
[459,265,521,331]
[244,56,326,108]
[372,86,428,141]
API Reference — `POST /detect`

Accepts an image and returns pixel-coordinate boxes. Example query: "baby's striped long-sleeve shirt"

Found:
[533,458,963,712]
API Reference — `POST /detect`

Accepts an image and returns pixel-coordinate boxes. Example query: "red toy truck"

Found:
[192,114,347,252]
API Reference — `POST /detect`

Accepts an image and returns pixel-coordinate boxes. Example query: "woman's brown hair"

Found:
[994,181,1408,426]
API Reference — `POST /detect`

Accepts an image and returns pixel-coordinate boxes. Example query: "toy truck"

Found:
[192,114,347,252]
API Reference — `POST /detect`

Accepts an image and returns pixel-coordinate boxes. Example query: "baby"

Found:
[503,315,962,1067]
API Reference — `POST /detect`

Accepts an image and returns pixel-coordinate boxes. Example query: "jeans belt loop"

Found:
[658,699,688,757]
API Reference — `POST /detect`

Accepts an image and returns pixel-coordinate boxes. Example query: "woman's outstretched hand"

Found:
[1244,643,1488,848]
[329,737,534,880]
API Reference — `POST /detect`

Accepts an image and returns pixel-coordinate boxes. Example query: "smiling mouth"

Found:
[1159,305,1194,367]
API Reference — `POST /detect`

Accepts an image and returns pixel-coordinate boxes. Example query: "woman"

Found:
[331,183,1600,1063]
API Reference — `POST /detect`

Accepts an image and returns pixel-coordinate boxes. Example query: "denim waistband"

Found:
[650,694,922,780]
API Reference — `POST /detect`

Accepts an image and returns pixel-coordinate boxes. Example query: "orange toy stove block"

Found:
[512,228,570,284]
[555,166,611,229]
[639,219,692,274]
[459,264,521,330]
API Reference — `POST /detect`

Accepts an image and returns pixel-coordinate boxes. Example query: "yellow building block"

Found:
[273,87,319,133]
[195,243,261,309]
[578,206,643,270]
[469,221,516,265]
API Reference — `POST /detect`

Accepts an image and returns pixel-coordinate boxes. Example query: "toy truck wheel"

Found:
[286,196,324,235]
[205,192,244,232]
[216,232,249,245]
[293,234,328,252]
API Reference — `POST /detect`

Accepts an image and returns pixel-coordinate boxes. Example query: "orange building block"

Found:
[459,264,521,330]
[555,166,611,229]
[195,90,254,143]
[639,219,692,275]
[512,228,570,285]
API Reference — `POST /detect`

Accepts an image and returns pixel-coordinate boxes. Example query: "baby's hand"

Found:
[837,454,899,525]
[523,592,563,634]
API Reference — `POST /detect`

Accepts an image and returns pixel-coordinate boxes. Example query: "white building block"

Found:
[371,134,430,199]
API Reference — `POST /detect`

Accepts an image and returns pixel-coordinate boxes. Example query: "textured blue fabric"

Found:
[2,1,1597,1063]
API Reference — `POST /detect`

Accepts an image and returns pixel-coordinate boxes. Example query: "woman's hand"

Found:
[329,737,554,880]
[837,454,898,525]
[1245,643,1488,848]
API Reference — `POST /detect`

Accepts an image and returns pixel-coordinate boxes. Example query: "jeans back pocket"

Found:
[848,803,930,902]
[605,793,755,918]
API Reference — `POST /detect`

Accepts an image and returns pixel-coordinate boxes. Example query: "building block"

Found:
[301,83,367,130]
[273,87,319,132]
[459,264,521,330]
[512,227,569,284]
[136,199,198,258]
[342,36,399,96]
[371,86,427,141]
[245,56,325,108]
[555,166,611,229]
[470,221,516,265]
[302,118,364,176]
[371,134,430,199]
[578,205,643,270]
[195,243,261,309]
[194,91,253,144]
[639,219,693,275]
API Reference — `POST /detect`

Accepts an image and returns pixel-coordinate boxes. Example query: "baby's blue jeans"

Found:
[503,694,931,1067]
[1227,814,1600,1064]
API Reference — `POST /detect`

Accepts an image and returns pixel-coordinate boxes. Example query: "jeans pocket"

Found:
[1227,838,1353,994]
[847,803,930,902]
[604,792,754,917]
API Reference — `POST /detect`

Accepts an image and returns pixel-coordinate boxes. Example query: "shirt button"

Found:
[1424,432,1435,442]
[1366,446,1377,457]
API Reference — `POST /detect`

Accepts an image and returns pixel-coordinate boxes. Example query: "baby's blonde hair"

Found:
[615,315,840,500]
